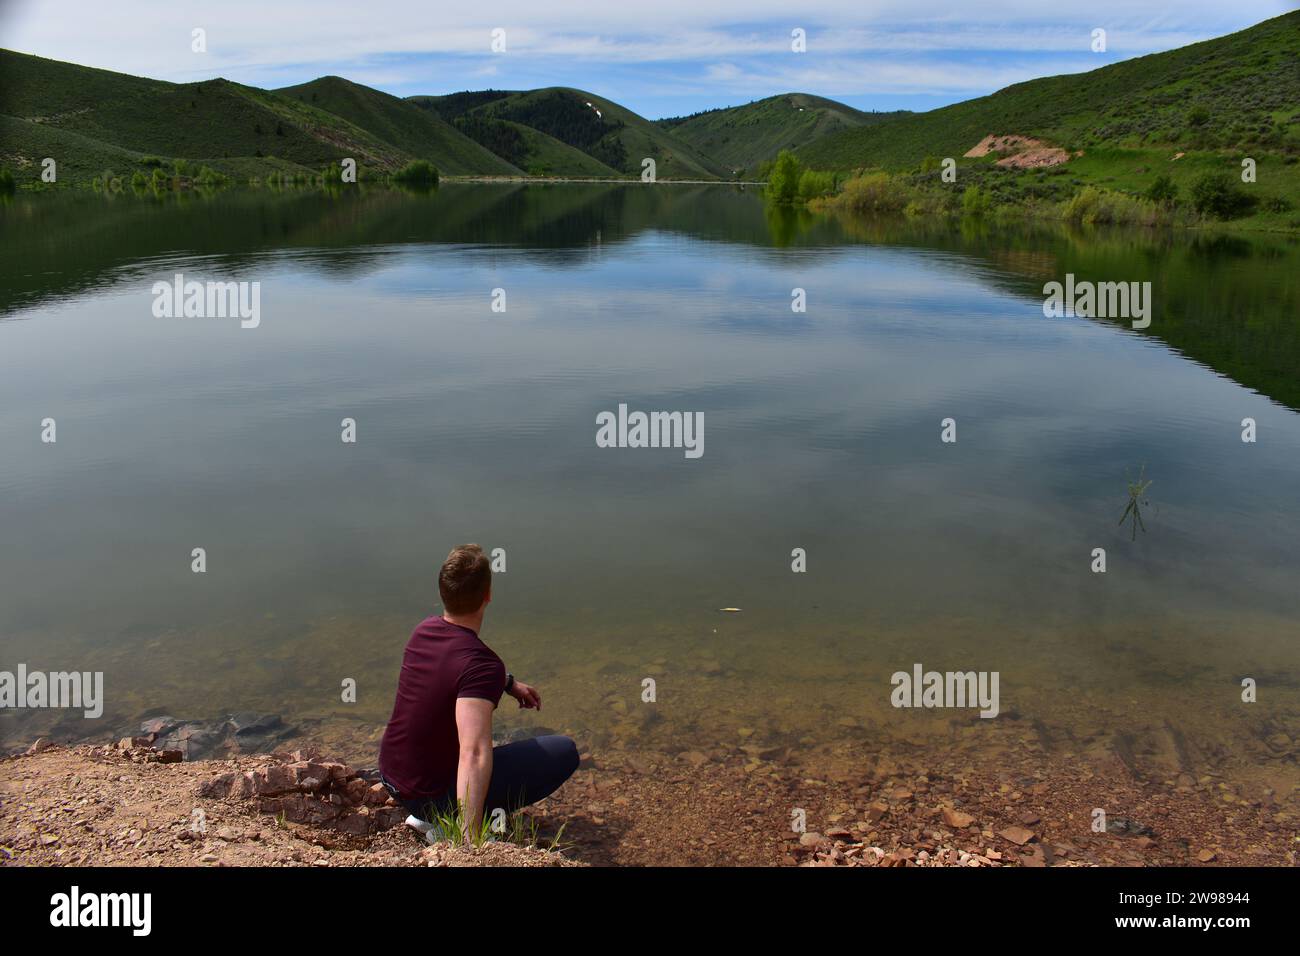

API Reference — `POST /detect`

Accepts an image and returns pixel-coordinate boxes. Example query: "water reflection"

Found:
[0,187,1296,833]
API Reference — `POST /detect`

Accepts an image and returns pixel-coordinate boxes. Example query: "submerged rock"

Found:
[1105,817,1156,837]
[137,712,296,760]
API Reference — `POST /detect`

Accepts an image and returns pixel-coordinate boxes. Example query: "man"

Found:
[379,544,579,839]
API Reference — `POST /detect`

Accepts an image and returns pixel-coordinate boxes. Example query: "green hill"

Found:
[409,94,621,177]
[0,50,527,185]
[276,76,519,176]
[797,11,1300,173]
[659,93,907,173]
[0,50,431,185]
[419,87,727,180]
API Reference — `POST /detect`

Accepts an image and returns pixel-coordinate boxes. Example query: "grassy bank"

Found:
[765,148,1299,234]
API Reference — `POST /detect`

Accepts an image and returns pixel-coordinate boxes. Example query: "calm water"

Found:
[1,184,1297,798]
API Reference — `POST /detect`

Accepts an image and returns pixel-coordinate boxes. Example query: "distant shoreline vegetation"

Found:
[760,149,1295,233]
[0,156,445,197]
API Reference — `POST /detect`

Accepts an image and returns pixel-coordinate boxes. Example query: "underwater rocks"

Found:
[137,712,297,760]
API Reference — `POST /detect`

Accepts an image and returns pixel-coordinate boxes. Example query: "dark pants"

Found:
[397,734,580,822]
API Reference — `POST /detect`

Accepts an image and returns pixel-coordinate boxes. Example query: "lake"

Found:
[1,184,1297,826]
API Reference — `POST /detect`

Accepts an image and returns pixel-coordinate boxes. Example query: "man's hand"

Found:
[507,680,542,711]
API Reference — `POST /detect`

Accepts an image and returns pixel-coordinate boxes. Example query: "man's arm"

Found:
[454,697,494,839]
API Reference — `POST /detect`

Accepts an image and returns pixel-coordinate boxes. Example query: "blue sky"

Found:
[2,1,1294,118]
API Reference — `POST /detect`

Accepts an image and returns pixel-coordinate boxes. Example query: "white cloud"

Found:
[1,0,1290,96]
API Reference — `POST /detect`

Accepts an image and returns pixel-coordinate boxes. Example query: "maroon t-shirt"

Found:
[378,616,506,799]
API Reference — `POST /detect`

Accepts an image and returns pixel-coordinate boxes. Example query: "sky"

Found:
[1,1,1294,118]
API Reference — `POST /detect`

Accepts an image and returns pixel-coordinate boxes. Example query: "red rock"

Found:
[374,808,405,829]
[268,794,309,822]
[942,808,976,829]
[343,778,370,804]
[364,783,389,806]
[866,802,889,822]
[155,749,184,764]
[253,764,297,796]
[998,825,1035,846]
[287,761,331,789]
[197,771,251,799]
[336,812,371,836]
[322,761,351,781]
[306,799,341,825]
[1020,846,1047,867]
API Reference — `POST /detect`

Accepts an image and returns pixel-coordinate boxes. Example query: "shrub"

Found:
[0,168,15,194]
[1145,174,1178,205]
[797,168,836,201]
[1187,105,1211,128]
[1188,172,1253,219]
[961,185,991,216]
[830,171,907,214]
[1062,186,1165,226]
[392,159,439,186]
[196,165,227,186]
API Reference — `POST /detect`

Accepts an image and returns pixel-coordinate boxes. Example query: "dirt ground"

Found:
[0,743,576,868]
[3,735,1292,867]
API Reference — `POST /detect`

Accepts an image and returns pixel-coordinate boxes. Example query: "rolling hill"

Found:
[658,93,907,173]
[275,76,519,176]
[796,10,1300,173]
[409,93,621,177]
[0,49,434,184]
[415,87,728,180]
[4,11,1297,198]
[0,50,532,185]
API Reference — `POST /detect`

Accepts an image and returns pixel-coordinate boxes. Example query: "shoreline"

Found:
[4,730,1291,867]
[6,177,1294,237]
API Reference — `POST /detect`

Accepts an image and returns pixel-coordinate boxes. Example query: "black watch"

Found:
[504,673,515,694]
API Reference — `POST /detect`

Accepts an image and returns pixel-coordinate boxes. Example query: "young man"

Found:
[378,544,579,837]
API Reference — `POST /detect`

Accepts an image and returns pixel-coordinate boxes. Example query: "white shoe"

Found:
[405,814,438,844]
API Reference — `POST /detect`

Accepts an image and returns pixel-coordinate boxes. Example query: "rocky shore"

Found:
[5,723,1292,867]
[1,739,578,867]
